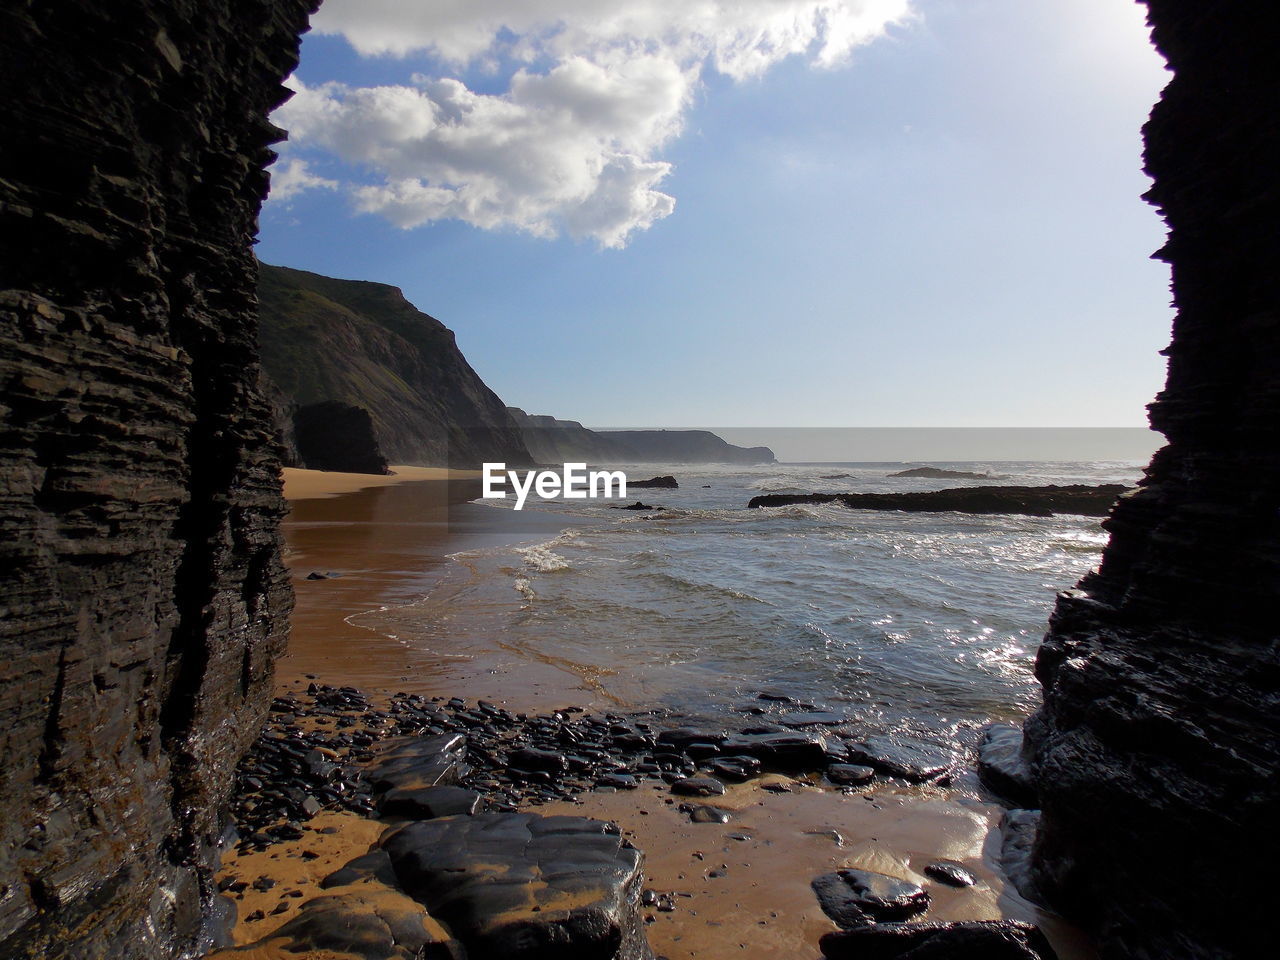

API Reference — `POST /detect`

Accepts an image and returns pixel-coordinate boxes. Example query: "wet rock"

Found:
[367,734,468,794]
[720,732,829,769]
[819,920,1058,959]
[597,773,639,790]
[613,501,665,511]
[977,724,1038,807]
[811,869,930,928]
[379,785,485,820]
[217,887,461,960]
[510,746,569,773]
[924,861,977,887]
[381,813,651,959]
[844,735,956,782]
[671,776,726,798]
[306,570,343,580]
[709,755,762,782]
[686,805,732,824]
[826,764,876,786]
[999,809,1040,901]
[657,728,728,750]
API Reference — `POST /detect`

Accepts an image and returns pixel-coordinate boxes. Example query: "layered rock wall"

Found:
[0,1,316,956]
[1023,3,1280,957]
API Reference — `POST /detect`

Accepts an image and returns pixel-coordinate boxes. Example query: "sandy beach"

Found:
[211,466,1094,960]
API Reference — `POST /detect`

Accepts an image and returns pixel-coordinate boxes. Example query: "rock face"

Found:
[748,485,1128,516]
[1021,4,1280,958]
[258,262,533,468]
[507,407,776,464]
[0,1,315,956]
[293,400,390,475]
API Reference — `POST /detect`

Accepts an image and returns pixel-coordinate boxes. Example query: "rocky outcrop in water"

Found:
[258,262,532,468]
[0,1,315,956]
[748,485,1128,517]
[1020,3,1280,958]
[507,408,776,465]
[887,467,994,479]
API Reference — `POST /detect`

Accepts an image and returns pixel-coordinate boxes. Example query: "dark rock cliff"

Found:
[507,407,776,464]
[258,262,532,468]
[0,1,316,956]
[1022,3,1279,958]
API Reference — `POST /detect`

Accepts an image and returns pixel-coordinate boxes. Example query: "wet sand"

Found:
[222,468,1096,960]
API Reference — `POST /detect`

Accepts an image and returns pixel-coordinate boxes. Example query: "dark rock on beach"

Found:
[292,400,391,475]
[613,501,666,511]
[811,869,930,928]
[826,764,876,786]
[720,732,830,769]
[381,813,652,960]
[819,920,1058,959]
[748,485,1129,517]
[924,861,977,888]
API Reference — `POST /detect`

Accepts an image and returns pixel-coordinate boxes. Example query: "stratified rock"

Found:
[819,920,1058,959]
[628,476,679,489]
[844,735,957,783]
[292,400,390,474]
[214,887,462,960]
[381,813,652,959]
[749,485,1128,517]
[811,869,930,928]
[0,1,315,955]
[977,723,1038,807]
[1000,13,1280,960]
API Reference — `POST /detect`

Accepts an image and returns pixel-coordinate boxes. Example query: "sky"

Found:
[257,0,1173,430]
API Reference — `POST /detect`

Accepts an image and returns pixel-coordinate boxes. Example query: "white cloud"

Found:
[268,157,338,201]
[275,1,913,247]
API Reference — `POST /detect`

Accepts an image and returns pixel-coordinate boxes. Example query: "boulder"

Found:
[811,869,930,928]
[628,476,678,489]
[381,813,652,959]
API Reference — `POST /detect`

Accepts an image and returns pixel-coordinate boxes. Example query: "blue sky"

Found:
[257,0,1171,429]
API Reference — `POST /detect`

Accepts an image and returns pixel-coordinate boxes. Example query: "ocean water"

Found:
[360,461,1144,746]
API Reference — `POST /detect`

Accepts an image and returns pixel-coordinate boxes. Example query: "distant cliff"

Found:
[507,408,775,465]
[258,263,531,469]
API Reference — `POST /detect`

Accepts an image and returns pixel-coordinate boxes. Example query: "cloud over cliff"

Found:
[272,0,913,247]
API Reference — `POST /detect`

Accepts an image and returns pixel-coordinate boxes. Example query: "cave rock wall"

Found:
[1023,3,1280,958]
[0,1,316,956]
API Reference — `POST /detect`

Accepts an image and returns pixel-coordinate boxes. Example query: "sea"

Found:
[358,458,1148,750]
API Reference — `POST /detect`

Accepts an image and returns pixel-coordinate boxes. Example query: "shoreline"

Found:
[211,467,1095,960]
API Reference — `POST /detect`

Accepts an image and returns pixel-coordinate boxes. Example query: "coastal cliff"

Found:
[1022,3,1280,957]
[507,407,776,464]
[258,262,532,469]
[0,1,315,956]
